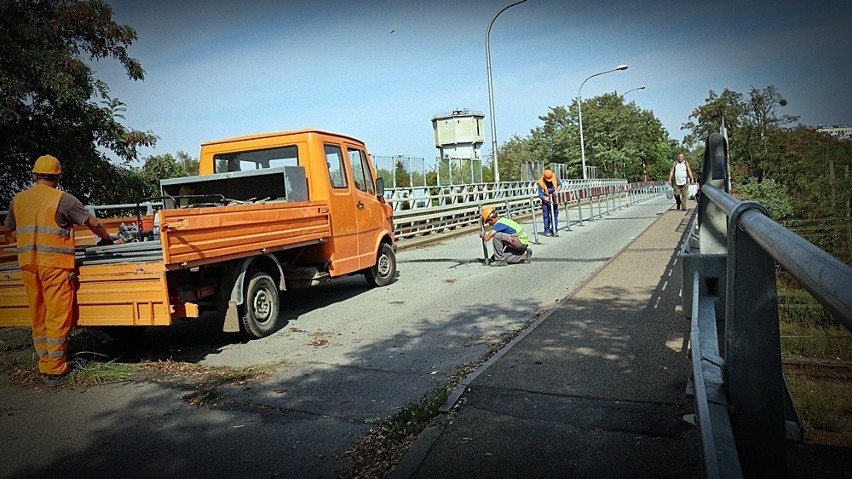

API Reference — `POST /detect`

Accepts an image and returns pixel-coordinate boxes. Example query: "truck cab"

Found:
[196,129,395,280]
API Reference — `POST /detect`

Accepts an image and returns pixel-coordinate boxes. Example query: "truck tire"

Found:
[240,271,280,339]
[365,243,396,287]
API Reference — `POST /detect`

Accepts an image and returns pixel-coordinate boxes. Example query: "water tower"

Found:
[431,109,485,160]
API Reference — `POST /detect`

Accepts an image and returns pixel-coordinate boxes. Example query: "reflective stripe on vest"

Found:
[13,184,76,269]
[497,217,529,246]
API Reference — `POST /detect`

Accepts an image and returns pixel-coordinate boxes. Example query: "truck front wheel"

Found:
[240,271,280,339]
[365,243,396,287]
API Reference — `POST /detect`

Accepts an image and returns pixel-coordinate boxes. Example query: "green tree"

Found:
[0,0,156,207]
[514,94,670,181]
[528,107,575,166]
[137,152,198,197]
[495,135,534,181]
[394,158,410,188]
[683,85,797,182]
[733,178,795,222]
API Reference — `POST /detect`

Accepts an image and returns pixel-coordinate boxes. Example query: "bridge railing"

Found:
[681,133,852,478]
[386,180,666,241]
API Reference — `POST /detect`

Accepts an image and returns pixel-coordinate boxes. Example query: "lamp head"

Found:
[615,64,628,71]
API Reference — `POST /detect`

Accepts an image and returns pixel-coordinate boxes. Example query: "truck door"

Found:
[323,144,360,274]
[346,147,384,269]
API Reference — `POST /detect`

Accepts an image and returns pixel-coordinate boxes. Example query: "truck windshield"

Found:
[214,145,299,173]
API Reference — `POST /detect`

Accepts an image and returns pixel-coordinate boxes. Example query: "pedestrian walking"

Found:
[4,155,114,385]
[536,169,562,236]
[667,153,694,211]
[480,207,531,266]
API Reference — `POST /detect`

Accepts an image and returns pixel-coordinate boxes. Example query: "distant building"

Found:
[816,125,852,140]
[431,109,485,160]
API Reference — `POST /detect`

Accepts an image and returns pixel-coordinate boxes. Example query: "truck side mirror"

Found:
[375,177,385,197]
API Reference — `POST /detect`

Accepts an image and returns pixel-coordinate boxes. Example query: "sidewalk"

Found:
[395,205,852,478]
[399,208,700,478]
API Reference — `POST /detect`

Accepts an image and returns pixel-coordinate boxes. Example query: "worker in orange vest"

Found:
[3,155,114,385]
[537,169,562,236]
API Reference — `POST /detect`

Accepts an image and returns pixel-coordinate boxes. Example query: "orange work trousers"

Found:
[21,265,75,376]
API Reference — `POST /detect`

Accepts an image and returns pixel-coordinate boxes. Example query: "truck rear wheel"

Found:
[240,271,280,339]
[365,243,396,287]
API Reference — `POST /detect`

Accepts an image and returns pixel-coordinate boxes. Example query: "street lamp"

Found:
[578,64,628,180]
[486,0,527,184]
[622,85,646,97]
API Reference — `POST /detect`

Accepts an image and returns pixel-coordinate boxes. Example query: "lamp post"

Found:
[578,64,628,180]
[622,85,646,97]
[486,0,526,184]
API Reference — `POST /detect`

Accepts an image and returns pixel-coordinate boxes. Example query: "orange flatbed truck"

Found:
[0,129,396,339]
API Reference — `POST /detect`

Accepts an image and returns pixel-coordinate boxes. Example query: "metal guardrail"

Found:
[385,180,666,241]
[681,133,852,478]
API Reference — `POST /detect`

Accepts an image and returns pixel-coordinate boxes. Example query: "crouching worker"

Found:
[4,155,114,386]
[480,207,532,266]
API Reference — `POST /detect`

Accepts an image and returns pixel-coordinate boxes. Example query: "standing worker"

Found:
[537,169,562,236]
[4,155,114,385]
[667,153,694,211]
[480,207,532,266]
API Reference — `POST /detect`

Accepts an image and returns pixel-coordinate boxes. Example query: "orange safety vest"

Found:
[13,184,76,269]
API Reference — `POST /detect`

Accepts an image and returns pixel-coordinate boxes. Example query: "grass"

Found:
[343,387,451,479]
[785,371,852,447]
[70,355,136,386]
[0,327,274,394]
[777,277,852,447]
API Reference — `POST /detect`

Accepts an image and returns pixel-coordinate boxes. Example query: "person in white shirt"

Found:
[667,153,694,211]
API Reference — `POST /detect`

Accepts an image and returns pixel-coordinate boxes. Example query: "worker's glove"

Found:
[97,237,115,247]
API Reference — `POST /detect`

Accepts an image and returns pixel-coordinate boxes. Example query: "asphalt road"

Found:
[0,196,672,478]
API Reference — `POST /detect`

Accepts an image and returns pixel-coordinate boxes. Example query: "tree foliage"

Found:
[0,0,157,207]
[495,94,672,181]
[683,86,798,182]
[136,151,198,197]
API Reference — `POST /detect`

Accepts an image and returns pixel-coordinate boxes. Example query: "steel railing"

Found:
[681,132,852,478]
[386,180,666,241]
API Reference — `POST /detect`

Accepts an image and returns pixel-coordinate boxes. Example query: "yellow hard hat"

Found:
[32,155,62,175]
[481,206,496,222]
[543,169,554,180]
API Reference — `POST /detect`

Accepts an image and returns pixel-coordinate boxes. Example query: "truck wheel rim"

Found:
[252,290,272,322]
[377,254,390,277]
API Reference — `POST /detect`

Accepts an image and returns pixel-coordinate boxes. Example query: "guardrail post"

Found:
[576,191,584,226]
[563,195,572,232]
[587,187,594,221]
[700,134,729,255]
[529,197,540,244]
[725,203,786,478]
[607,190,612,214]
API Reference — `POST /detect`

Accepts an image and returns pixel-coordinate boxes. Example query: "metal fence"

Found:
[680,133,852,478]
[385,180,666,241]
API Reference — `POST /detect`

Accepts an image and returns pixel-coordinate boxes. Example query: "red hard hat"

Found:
[543,169,554,180]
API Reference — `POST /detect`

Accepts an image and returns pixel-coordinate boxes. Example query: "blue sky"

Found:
[95,0,852,165]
